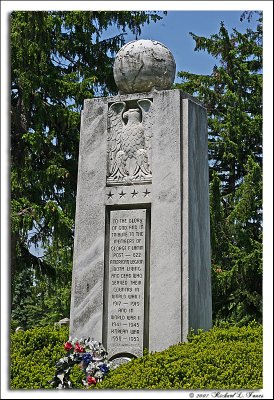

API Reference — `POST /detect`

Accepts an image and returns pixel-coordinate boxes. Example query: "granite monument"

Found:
[70,39,212,360]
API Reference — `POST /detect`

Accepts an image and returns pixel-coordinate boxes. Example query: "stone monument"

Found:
[69,39,212,360]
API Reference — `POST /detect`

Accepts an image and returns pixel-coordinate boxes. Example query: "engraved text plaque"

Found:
[106,209,147,358]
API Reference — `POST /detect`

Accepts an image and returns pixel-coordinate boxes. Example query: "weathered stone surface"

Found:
[70,88,212,358]
[113,40,176,94]
[69,97,108,341]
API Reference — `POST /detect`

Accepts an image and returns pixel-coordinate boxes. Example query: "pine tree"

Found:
[10,11,165,327]
[176,12,263,323]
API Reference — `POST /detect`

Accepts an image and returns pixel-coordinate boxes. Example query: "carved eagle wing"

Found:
[107,101,126,176]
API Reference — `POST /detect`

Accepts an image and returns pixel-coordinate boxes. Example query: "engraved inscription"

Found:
[107,100,153,185]
[107,209,146,357]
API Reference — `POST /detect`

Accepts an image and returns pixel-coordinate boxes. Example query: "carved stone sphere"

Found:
[113,39,176,94]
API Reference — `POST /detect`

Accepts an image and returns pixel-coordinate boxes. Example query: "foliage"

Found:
[10,11,165,327]
[175,12,263,324]
[11,269,71,330]
[10,323,262,390]
[10,325,69,389]
[211,157,262,324]
[97,322,263,390]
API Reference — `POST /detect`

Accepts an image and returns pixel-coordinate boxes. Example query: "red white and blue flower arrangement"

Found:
[49,337,116,389]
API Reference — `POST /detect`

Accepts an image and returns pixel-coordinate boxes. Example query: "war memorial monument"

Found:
[69,39,212,361]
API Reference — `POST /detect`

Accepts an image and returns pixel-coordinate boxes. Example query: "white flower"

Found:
[94,370,104,380]
[71,337,79,345]
[86,363,95,374]
[56,383,63,389]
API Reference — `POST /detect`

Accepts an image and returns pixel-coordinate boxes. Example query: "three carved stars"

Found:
[106,188,151,200]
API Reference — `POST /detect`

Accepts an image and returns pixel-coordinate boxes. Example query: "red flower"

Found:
[87,375,97,385]
[64,341,73,351]
[74,342,85,353]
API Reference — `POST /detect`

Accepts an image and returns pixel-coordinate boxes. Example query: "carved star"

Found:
[131,189,138,198]
[119,190,126,198]
[143,188,151,197]
[107,190,114,199]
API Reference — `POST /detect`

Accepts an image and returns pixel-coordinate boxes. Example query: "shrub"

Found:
[96,322,263,390]
[10,325,71,389]
[10,322,262,390]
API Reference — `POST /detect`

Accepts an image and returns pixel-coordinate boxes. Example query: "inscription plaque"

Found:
[106,209,147,358]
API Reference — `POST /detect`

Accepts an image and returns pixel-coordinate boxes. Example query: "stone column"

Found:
[69,40,212,359]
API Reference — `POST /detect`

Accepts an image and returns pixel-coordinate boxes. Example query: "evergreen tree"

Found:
[10,11,165,327]
[176,12,263,323]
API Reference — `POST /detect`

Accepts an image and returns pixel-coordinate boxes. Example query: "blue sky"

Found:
[106,10,260,79]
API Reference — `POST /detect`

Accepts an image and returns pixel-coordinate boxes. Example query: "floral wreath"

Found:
[49,337,117,389]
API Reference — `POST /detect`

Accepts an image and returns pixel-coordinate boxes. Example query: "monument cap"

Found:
[113,39,176,94]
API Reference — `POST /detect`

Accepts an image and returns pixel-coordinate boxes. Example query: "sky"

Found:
[1,1,273,399]
[104,10,260,79]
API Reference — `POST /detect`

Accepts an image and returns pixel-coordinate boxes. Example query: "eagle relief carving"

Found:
[107,99,153,185]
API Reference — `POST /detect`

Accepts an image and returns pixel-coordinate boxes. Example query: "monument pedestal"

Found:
[70,88,212,359]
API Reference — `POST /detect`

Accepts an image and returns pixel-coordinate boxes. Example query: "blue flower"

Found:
[99,364,109,373]
[82,352,93,364]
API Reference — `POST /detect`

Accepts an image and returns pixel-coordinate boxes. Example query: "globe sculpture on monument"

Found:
[70,39,212,363]
[113,40,176,93]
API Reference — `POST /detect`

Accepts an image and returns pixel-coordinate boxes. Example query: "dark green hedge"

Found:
[10,322,262,390]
